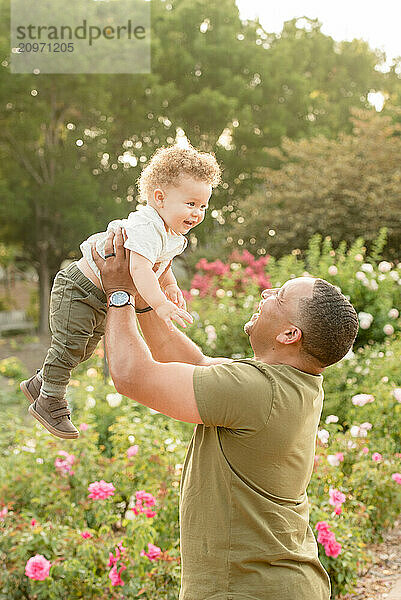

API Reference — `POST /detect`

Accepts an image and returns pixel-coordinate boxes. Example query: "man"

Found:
[91,228,359,600]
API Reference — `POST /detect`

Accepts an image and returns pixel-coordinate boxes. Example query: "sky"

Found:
[236,0,401,69]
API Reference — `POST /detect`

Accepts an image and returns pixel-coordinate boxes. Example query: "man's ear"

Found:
[154,188,164,208]
[276,327,302,344]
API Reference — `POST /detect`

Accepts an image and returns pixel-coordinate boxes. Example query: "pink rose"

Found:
[87,480,115,500]
[81,531,92,539]
[329,488,346,506]
[109,564,126,586]
[335,452,344,462]
[334,504,342,515]
[108,542,127,566]
[362,447,369,454]
[317,529,333,545]
[324,538,342,558]
[140,543,162,561]
[127,445,139,458]
[392,473,401,485]
[315,521,331,533]
[372,452,383,463]
[0,507,8,521]
[54,451,75,476]
[25,554,51,581]
[79,423,89,431]
[132,490,157,517]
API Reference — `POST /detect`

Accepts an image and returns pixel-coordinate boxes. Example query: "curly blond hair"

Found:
[137,144,221,202]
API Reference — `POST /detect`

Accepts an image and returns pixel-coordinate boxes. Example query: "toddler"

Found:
[20,144,221,439]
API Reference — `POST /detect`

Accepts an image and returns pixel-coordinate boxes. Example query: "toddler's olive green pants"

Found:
[42,262,107,398]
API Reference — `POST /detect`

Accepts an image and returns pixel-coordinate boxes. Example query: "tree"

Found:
[227,108,401,261]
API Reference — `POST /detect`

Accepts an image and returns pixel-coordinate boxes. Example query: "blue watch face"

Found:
[111,291,129,306]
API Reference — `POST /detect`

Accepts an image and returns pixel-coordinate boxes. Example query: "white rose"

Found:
[378,261,392,273]
[361,263,374,273]
[352,394,374,407]
[327,454,341,467]
[106,392,122,407]
[383,324,394,335]
[350,425,360,437]
[388,308,399,319]
[328,265,338,276]
[325,415,339,424]
[317,429,330,444]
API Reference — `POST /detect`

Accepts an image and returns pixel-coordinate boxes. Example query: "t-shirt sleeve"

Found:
[122,223,164,266]
[193,362,274,434]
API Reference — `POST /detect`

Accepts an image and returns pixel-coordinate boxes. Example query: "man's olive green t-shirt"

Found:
[179,359,331,600]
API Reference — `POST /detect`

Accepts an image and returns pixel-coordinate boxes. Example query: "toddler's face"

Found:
[154,175,212,235]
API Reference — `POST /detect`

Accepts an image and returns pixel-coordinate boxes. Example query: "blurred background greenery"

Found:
[1,0,400,333]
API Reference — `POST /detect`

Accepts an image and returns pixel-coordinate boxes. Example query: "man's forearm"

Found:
[105,304,154,391]
[135,296,232,366]
[136,299,207,365]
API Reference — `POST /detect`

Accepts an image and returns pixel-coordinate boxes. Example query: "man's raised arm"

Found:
[135,293,232,366]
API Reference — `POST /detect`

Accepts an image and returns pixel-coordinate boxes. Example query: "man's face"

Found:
[244,277,317,348]
[155,175,212,235]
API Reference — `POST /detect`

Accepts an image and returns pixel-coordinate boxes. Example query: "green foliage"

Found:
[0,356,28,380]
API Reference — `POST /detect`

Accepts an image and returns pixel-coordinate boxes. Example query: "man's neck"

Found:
[252,352,324,375]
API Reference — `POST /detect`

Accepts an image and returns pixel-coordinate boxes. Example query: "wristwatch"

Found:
[107,291,135,308]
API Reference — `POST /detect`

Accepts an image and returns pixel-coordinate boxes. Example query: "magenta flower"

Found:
[87,480,115,500]
[324,537,342,558]
[108,542,127,566]
[132,490,157,517]
[79,423,89,431]
[329,488,346,506]
[0,507,8,521]
[392,473,401,484]
[316,522,332,545]
[372,452,383,463]
[80,531,93,539]
[25,554,51,581]
[31,519,37,527]
[54,450,75,476]
[140,543,162,561]
[362,447,369,454]
[127,445,139,458]
[109,564,126,586]
[315,522,342,558]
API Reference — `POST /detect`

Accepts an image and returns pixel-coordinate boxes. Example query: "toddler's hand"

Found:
[164,283,187,310]
[155,300,193,332]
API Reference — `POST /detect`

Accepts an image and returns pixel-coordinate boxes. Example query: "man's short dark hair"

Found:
[297,278,359,368]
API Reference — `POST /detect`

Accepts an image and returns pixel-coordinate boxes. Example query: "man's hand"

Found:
[91,227,137,297]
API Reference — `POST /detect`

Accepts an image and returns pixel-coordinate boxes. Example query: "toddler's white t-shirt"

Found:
[80,204,188,280]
